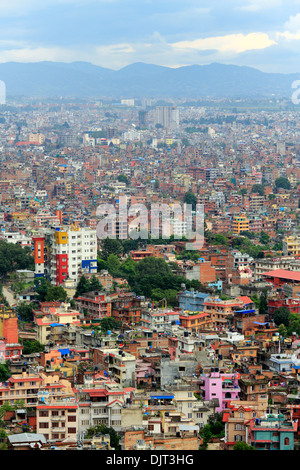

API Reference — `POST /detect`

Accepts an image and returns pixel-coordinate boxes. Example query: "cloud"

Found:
[171,32,276,54]
[237,0,283,11]
[0,46,80,63]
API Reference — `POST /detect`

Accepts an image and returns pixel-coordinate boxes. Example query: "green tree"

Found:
[97,257,107,271]
[199,424,212,449]
[117,174,129,185]
[251,184,265,196]
[0,240,34,280]
[74,275,91,298]
[85,424,121,449]
[212,234,228,246]
[259,230,270,245]
[273,306,290,327]
[0,428,7,448]
[107,254,121,277]
[99,317,122,333]
[0,363,10,382]
[259,288,268,315]
[233,441,255,450]
[89,275,103,292]
[99,238,123,260]
[275,177,291,190]
[21,339,44,355]
[35,278,52,302]
[207,412,225,436]
[16,302,34,322]
[239,188,247,196]
[45,285,67,302]
[278,324,288,338]
[184,191,197,211]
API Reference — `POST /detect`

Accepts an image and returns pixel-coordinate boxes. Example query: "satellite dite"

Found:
[0,81,5,104]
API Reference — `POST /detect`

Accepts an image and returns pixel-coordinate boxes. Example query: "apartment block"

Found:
[33,225,97,285]
[36,402,78,442]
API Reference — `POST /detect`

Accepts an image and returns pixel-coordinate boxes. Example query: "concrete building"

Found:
[92,348,136,387]
[178,289,210,312]
[198,368,240,413]
[154,106,179,131]
[33,225,97,285]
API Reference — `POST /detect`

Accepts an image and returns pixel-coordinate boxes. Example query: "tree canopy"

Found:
[0,240,34,280]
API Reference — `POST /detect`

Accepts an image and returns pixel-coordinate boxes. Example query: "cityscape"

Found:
[1,0,300,457]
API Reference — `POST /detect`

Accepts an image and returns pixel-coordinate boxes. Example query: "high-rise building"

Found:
[154,106,179,131]
[138,110,147,128]
[33,226,97,285]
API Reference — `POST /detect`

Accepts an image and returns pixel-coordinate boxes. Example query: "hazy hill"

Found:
[0,60,298,99]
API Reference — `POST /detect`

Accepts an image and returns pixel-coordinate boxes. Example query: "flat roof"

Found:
[262,269,300,282]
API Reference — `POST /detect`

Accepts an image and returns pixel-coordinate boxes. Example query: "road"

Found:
[2,285,18,308]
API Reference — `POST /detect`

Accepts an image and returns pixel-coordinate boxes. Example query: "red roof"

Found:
[238,296,253,305]
[262,269,300,282]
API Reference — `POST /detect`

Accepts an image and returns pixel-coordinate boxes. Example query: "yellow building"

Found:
[283,235,300,256]
[233,215,249,234]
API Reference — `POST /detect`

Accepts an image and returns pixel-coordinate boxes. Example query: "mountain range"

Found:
[0,61,299,99]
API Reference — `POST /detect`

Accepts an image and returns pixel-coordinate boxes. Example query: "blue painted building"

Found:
[249,414,297,450]
[178,290,210,312]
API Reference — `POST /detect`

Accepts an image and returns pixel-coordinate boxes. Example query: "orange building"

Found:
[0,306,23,360]
[179,311,211,332]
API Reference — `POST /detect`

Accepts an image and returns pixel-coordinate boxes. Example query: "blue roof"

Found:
[58,348,70,355]
[50,323,63,327]
[150,395,174,400]
[235,309,256,314]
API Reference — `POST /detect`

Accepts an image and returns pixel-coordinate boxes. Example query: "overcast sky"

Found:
[1,0,300,72]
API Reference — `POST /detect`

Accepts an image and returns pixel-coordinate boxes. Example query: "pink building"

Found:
[198,368,240,413]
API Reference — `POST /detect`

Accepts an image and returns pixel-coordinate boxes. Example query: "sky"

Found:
[1,0,300,72]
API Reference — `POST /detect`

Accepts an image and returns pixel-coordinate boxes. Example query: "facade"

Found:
[0,372,74,408]
[33,226,97,286]
[198,369,240,413]
[178,289,210,312]
[111,293,142,325]
[238,372,269,401]
[202,296,245,331]
[232,214,249,234]
[74,382,126,433]
[92,348,136,387]
[140,308,180,332]
[0,307,23,361]
[283,235,300,256]
[36,402,78,442]
[223,396,268,450]
[179,311,210,333]
[154,106,179,131]
[33,302,81,345]
[75,291,111,319]
[247,414,297,450]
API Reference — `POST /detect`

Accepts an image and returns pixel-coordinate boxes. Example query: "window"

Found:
[68,428,77,434]
[39,422,49,428]
[234,424,244,431]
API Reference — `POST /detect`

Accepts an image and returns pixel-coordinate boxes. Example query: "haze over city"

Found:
[1,0,300,457]
[0,0,300,72]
